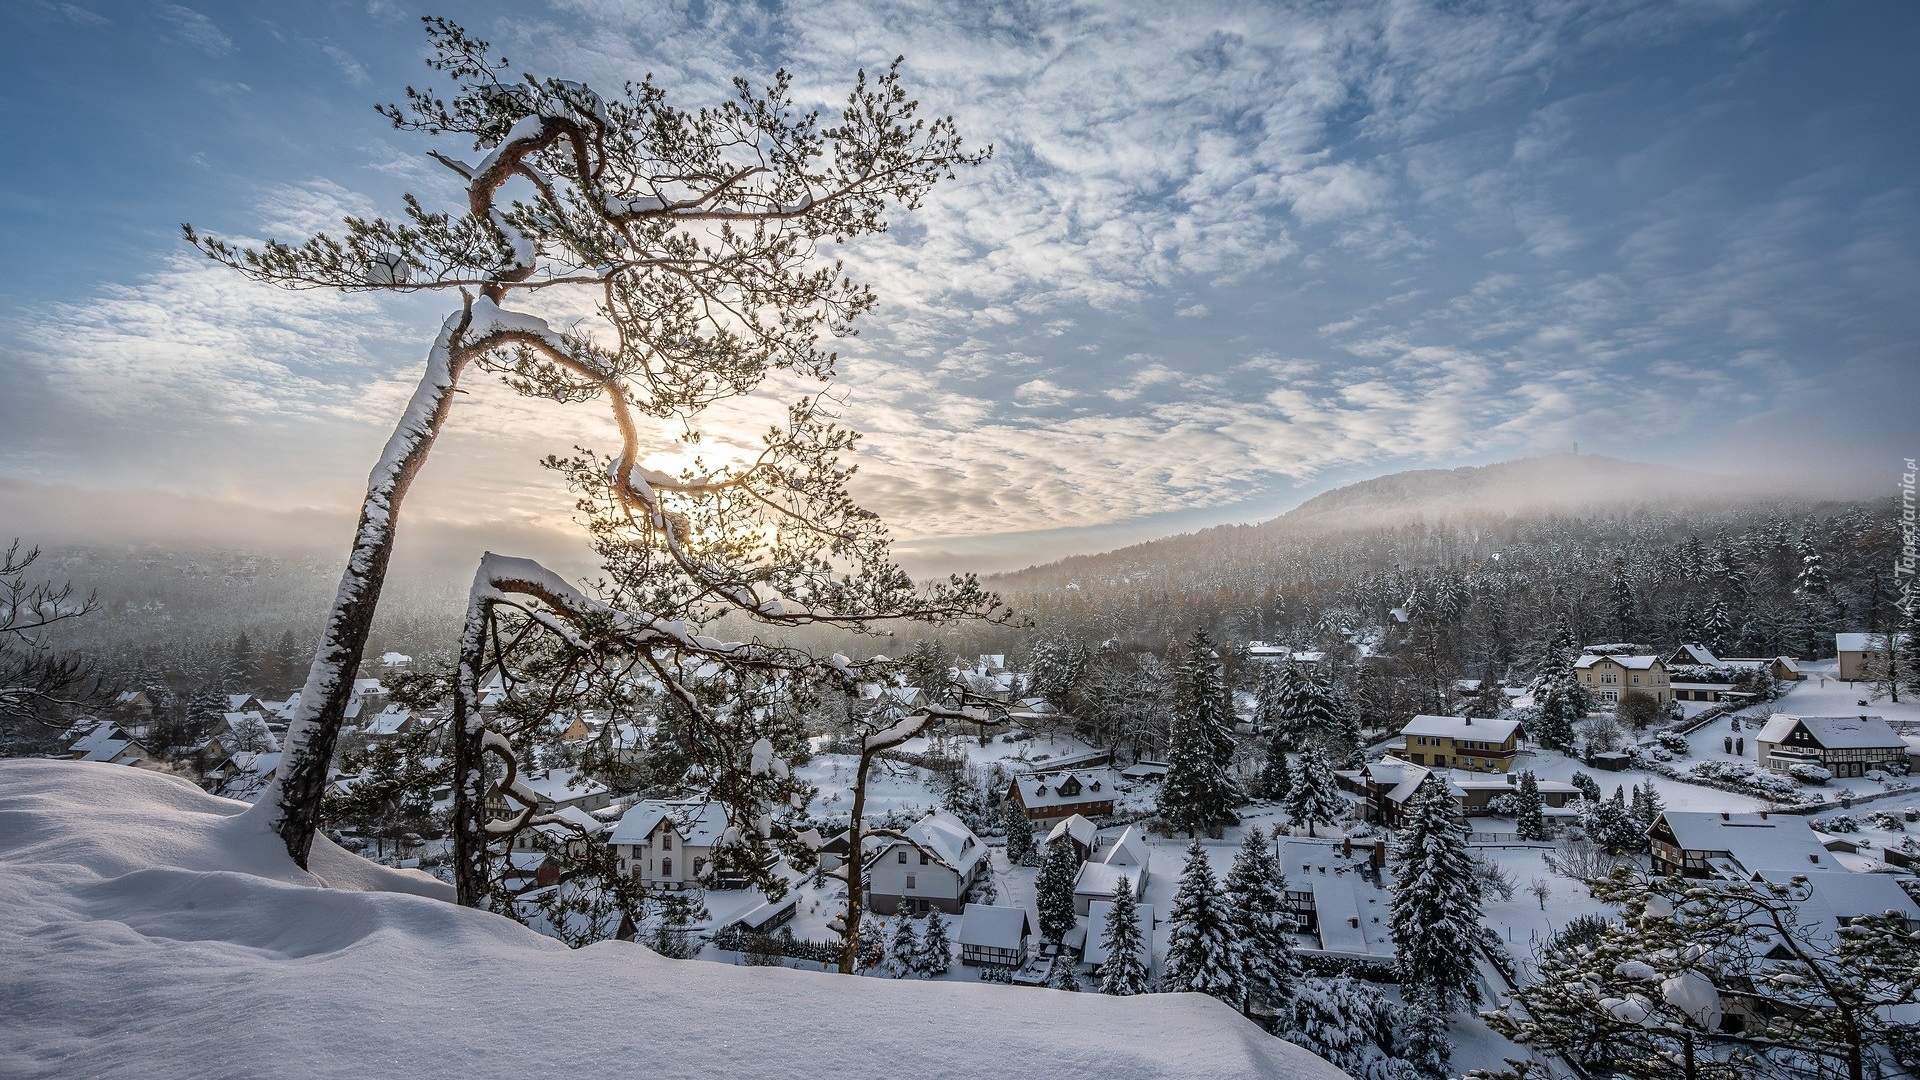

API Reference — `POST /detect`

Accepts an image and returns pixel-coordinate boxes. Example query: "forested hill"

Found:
[969,455,1898,667]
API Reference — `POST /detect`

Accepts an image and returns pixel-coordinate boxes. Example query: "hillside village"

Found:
[44,624,1920,1078]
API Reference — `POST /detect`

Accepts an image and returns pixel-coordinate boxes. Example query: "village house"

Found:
[1045,813,1098,863]
[1276,839,1395,960]
[1647,811,1838,879]
[1337,756,1580,828]
[1071,825,1150,916]
[1835,632,1909,681]
[1006,768,1120,825]
[607,799,729,891]
[865,809,988,916]
[1398,713,1524,773]
[108,690,155,726]
[1574,651,1672,707]
[1082,897,1154,975]
[1663,644,1804,702]
[64,720,153,767]
[1754,714,1908,778]
[957,903,1032,967]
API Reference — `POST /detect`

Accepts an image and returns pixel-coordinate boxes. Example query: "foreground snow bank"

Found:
[0,762,1341,1080]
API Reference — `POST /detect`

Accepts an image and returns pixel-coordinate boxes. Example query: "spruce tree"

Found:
[1161,840,1244,1003]
[1046,953,1082,991]
[1285,749,1344,838]
[1035,837,1080,945]
[1098,876,1150,996]
[1513,769,1548,842]
[1224,827,1300,1015]
[913,909,951,976]
[1157,630,1241,837]
[1261,739,1292,803]
[1002,798,1037,866]
[888,914,919,976]
[1527,625,1587,753]
[1389,775,1481,1011]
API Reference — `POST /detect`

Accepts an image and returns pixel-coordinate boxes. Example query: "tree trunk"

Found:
[450,587,493,907]
[838,744,880,975]
[247,304,475,868]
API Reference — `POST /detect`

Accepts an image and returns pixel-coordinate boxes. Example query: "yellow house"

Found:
[1399,714,1524,773]
[1574,652,1671,707]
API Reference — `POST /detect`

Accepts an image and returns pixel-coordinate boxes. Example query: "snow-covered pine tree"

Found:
[1161,840,1244,1003]
[1281,974,1413,1080]
[1036,837,1080,945]
[186,18,998,870]
[1285,749,1344,838]
[1628,779,1663,840]
[1396,990,1454,1080]
[1003,798,1038,866]
[902,639,952,702]
[1098,876,1151,996]
[1157,630,1241,837]
[1261,742,1293,804]
[1224,827,1300,1015]
[1388,775,1482,1011]
[913,909,952,976]
[1046,954,1083,991]
[1526,619,1587,752]
[1513,770,1548,842]
[887,914,919,976]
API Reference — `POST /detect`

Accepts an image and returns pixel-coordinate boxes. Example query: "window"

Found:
[919,852,929,865]
[898,850,908,863]
[661,857,672,877]
[661,833,673,850]
[905,874,916,890]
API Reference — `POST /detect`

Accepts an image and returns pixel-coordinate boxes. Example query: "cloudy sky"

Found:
[1,0,1915,575]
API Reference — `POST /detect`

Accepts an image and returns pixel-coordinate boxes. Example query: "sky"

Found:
[1,0,1915,576]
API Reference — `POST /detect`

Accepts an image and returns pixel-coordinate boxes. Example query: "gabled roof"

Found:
[607,799,728,848]
[1400,714,1522,744]
[1756,714,1903,750]
[1099,826,1150,870]
[1836,632,1910,653]
[1046,814,1097,850]
[1669,644,1723,667]
[881,810,987,879]
[1574,653,1662,670]
[957,904,1031,950]
[69,721,147,763]
[1011,769,1120,810]
[1655,812,1836,875]
[515,768,609,808]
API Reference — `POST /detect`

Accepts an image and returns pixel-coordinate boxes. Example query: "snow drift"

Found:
[0,761,1341,1079]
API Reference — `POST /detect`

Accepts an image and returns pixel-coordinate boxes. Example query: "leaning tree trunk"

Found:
[837,743,880,975]
[247,303,476,867]
[449,583,494,907]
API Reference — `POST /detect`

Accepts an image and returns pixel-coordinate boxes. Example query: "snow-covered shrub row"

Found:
[1296,953,1399,983]
[1787,763,1833,785]
[1812,814,1864,833]
[1869,811,1909,832]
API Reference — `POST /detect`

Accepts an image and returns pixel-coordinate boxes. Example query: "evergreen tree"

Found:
[1569,770,1602,804]
[1285,749,1344,838]
[1700,601,1736,655]
[1628,778,1663,841]
[1042,954,1080,991]
[1036,837,1080,945]
[1584,787,1640,855]
[649,891,709,960]
[1389,776,1482,1011]
[1161,840,1244,1003]
[1002,798,1037,866]
[1513,770,1548,842]
[1253,662,1288,741]
[1224,827,1300,1015]
[1281,974,1412,1080]
[1157,630,1240,837]
[888,914,919,976]
[913,909,952,976]
[1260,739,1292,803]
[1398,990,1455,1080]
[1527,614,1589,752]
[274,629,301,687]
[223,632,254,692]
[902,638,952,701]
[1098,876,1150,996]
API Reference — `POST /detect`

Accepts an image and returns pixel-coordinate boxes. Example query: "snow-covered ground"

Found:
[0,760,1341,1080]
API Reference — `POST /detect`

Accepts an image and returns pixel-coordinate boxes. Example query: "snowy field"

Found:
[0,760,1342,1080]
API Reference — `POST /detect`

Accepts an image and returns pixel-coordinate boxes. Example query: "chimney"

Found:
[1721,812,1730,821]
[1464,716,1473,726]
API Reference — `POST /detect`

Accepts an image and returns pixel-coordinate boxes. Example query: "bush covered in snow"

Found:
[1787,763,1833,785]
[1676,760,1806,802]
[1655,731,1690,756]
[1868,811,1909,832]
[1812,814,1863,833]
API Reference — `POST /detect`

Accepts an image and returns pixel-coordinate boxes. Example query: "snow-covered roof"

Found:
[1100,825,1150,870]
[1657,812,1836,875]
[1752,869,1920,925]
[1670,644,1722,666]
[607,799,727,848]
[1400,714,1522,743]
[1756,714,1903,750]
[1011,768,1120,811]
[363,706,413,737]
[1074,861,1146,905]
[884,809,987,879]
[1082,901,1154,968]
[957,903,1031,950]
[1835,632,1910,653]
[1574,653,1662,670]
[69,722,145,763]
[1046,814,1097,850]
[379,652,412,666]
[515,768,609,809]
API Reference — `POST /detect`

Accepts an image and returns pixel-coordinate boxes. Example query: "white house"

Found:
[1836,632,1910,681]
[1045,813,1098,862]
[607,799,729,891]
[865,809,987,916]
[1648,811,1838,879]
[65,721,152,767]
[1072,825,1151,916]
[1574,651,1672,707]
